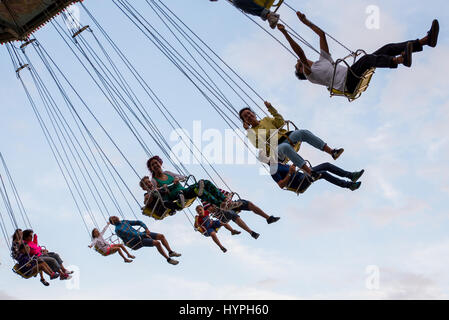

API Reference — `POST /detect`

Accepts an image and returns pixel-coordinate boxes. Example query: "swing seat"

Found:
[142,192,197,220]
[13,264,38,279]
[330,68,376,102]
[253,0,284,12]
[195,216,220,236]
[94,246,108,257]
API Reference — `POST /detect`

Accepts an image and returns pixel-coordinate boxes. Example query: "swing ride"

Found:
[1,0,435,285]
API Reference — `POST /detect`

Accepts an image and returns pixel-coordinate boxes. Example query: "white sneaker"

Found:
[197,180,205,197]
[267,13,280,29]
[178,193,185,208]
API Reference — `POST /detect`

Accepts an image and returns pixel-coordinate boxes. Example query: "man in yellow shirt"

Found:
[239,101,344,175]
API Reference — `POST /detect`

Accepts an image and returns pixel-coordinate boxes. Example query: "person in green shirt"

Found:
[147,156,242,211]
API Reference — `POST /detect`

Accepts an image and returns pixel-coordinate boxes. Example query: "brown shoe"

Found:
[402,42,413,67]
[427,19,439,48]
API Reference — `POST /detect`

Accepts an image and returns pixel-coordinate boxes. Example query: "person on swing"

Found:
[239,101,344,176]
[277,11,439,95]
[258,151,364,193]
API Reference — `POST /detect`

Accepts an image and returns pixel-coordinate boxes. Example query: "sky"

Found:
[0,0,449,300]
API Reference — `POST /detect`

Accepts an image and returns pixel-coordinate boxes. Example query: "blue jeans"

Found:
[312,163,352,188]
[277,130,327,168]
[233,0,270,19]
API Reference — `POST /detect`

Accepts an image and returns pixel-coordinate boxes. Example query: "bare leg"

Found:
[210,232,226,252]
[234,217,254,235]
[117,244,135,259]
[222,223,240,235]
[153,240,170,260]
[156,234,173,253]
[247,202,270,220]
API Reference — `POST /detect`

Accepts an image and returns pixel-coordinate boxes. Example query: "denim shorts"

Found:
[128,233,160,249]
[234,199,250,212]
[204,220,221,237]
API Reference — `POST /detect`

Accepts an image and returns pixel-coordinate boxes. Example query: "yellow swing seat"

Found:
[142,175,199,220]
[13,263,38,279]
[329,49,376,102]
[284,161,315,195]
[195,216,220,236]
[330,68,376,102]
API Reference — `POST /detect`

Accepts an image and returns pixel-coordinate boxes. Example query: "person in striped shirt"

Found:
[109,216,181,265]
[206,188,280,225]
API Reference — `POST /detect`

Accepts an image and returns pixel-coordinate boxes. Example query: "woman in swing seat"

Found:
[209,0,280,29]
[239,101,344,176]
[16,243,59,286]
[147,156,242,211]
[89,222,136,263]
[277,11,439,95]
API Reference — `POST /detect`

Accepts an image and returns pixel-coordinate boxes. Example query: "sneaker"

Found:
[332,148,344,160]
[128,254,136,259]
[251,231,260,239]
[60,273,72,280]
[197,180,205,197]
[427,19,439,48]
[169,251,182,258]
[50,272,60,280]
[221,247,227,253]
[402,42,413,67]
[124,259,133,263]
[40,279,50,287]
[267,216,280,224]
[167,258,179,265]
[351,169,365,182]
[349,181,362,191]
[65,270,74,275]
[267,13,280,29]
[231,230,241,236]
[178,193,186,208]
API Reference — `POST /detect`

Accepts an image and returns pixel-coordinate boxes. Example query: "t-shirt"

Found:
[271,163,306,190]
[196,210,212,228]
[306,50,348,92]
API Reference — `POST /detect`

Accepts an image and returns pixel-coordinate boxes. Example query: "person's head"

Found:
[109,216,120,225]
[139,176,154,191]
[195,205,205,216]
[295,60,307,80]
[147,156,163,176]
[239,107,258,128]
[91,228,100,239]
[22,229,33,242]
[12,229,23,242]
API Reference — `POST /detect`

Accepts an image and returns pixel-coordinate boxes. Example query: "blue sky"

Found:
[1,0,449,299]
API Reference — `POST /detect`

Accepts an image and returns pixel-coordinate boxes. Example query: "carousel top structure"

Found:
[0,0,81,44]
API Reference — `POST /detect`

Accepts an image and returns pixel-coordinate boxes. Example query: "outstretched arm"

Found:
[277,24,310,68]
[277,165,297,189]
[296,11,330,55]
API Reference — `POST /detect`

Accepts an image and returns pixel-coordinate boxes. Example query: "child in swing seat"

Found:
[89,222,136,263]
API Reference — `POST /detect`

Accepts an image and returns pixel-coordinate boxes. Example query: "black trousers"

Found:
[346,39,423,93]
